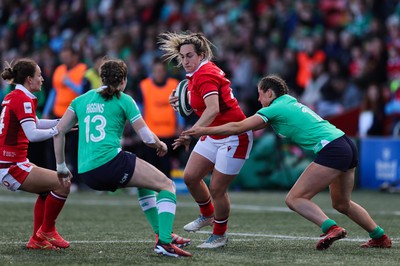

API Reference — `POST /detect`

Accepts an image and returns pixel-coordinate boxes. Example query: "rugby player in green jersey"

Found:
[183,74,392,250]
[53,58,191,257]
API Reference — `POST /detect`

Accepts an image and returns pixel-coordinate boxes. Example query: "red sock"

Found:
[32,194,47,240]
[41,191,67,232]
[198,197,214,217]
[213,217,228,235]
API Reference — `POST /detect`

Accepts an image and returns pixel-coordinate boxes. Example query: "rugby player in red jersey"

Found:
[159,32,253,248]
[1,58,70,250]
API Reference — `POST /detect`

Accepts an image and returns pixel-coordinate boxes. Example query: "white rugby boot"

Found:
[183,215,214,232]
[197,234,228,248]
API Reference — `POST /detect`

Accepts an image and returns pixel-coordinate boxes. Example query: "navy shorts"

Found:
[80,151,136,192]
[314,135,358,172]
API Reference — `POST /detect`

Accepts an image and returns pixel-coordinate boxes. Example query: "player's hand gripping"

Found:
[156,141,168,157]
[169,89,179,111]
[56,162,72,187]
[172,135,191,152]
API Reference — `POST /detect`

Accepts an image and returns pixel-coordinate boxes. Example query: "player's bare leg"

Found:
[182,152,215,232]
[20,166,70,249]
[285,163,346,250]
[197,169,233,248]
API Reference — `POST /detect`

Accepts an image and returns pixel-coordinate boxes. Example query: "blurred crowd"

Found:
[2,0,400,135]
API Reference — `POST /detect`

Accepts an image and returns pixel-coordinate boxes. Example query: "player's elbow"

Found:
[56,126,67,136]
[26,135,36,142]
[26,133,43,142]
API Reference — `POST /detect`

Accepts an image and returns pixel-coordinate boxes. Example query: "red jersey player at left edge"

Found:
[158,31,253,248]
[0,58,71,250]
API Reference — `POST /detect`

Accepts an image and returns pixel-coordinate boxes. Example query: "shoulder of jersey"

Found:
[174,79,193,117]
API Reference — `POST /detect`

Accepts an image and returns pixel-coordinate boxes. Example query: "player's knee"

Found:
[183,172,198,188]
[209,185,225,199]
[160,176,175,193]
[285,193,296,210]
[54,184,70,197]
[332,201,350,214]
[285,191,308,211]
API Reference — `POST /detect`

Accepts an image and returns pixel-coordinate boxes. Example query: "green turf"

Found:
[0,188,398,265]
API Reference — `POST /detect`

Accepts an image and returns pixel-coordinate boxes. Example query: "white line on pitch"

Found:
[1,231,398,245]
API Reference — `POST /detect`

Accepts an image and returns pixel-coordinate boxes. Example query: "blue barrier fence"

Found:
[359,137,400,189]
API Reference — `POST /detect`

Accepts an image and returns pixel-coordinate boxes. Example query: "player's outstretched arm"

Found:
[183,114,266,137]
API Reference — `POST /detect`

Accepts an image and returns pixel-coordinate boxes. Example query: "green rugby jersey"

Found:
[69,88,141,173]
[256,95,344,153]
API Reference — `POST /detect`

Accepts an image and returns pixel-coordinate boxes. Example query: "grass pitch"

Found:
[0,188,398,265]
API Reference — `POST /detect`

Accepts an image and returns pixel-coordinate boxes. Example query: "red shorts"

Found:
[0,160,32,191]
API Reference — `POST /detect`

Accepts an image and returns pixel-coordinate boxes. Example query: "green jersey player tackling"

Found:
[184,74,392,250]
[53,58,191,257]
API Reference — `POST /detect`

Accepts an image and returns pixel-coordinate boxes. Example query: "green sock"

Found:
[369,226,384,239]
[157,190,176,244]
[321,219,337,233]
[138,188,159,235]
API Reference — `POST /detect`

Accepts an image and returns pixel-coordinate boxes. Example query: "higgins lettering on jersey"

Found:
[86,103,104,114]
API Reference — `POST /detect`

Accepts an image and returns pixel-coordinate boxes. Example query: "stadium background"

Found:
[1,0,400,191]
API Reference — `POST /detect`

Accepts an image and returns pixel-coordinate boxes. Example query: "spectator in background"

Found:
[359,83,386,137]
[384,15,400,129]
[284,0,323,44]
[317,58,346,118]
[138,57,183,178]
[348,44,367,82]
[300,62,329,111]
[295,35,326,94]
[42,45,87,124]
[265,46,286,78]
[81,54,103,93]
[42,46,87,192]
[140,37,164,76]
[346,0,373,38]
[281,47,299,95]
[323,29,342,60]
[364,36,388,85]
[318,0,348,29]
[386,44,400,83]
[230,49,259,116]
[386,14,400,54]
[338,30,356,69]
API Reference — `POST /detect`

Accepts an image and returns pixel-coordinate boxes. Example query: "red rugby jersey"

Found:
[0,85,37,162]
[186,61,246,139]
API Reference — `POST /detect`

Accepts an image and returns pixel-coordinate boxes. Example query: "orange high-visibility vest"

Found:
[140,77,179,137]
[52,63,87,117]
[296,51,326,89]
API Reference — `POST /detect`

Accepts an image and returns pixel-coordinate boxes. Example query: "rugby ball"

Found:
[174,79,193,117]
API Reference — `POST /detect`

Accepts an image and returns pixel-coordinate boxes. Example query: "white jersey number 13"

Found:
[84,115,106,143]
